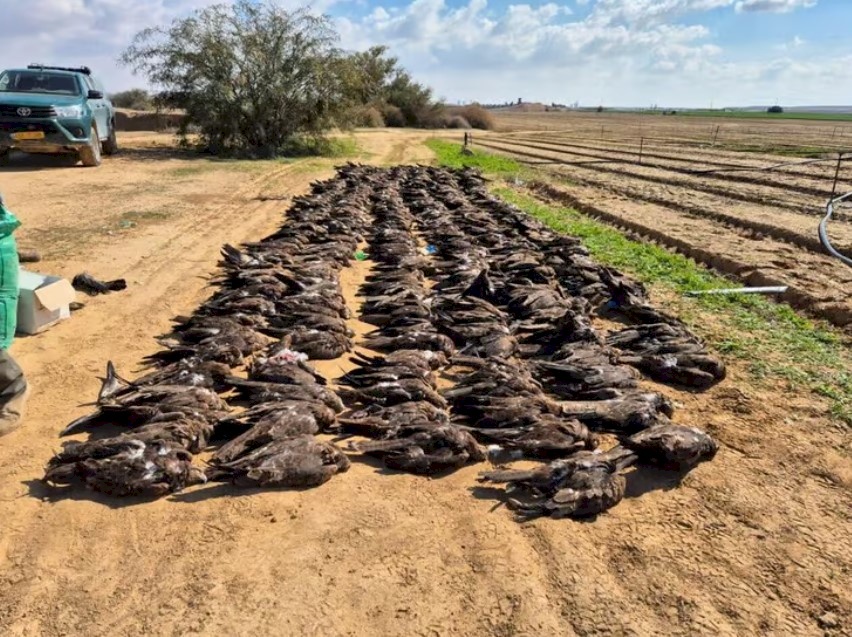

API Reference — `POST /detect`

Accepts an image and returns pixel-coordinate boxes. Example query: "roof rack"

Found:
[27,64,91,76]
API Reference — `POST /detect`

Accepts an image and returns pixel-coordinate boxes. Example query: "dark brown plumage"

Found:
[211,412,321,464]
[478,450,631,519]
[207,436,350,487]
[247,351,326,386]
[473,418,598,461]
[61,385,229,436]
[349,425,485,475]
[621,423,719,470]
[559,392,673,434]
[225,377,345,413]
[72,272,127,296]
[44,439,205,497]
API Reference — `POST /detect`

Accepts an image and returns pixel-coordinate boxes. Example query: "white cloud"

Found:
[589,0,736,25]
[0,0,340,91]
[0,0,837,107]
[735,0,817,13]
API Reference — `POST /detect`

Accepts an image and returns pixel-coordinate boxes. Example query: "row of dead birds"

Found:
[336,179,485,474]
[338,166,719,518]
[43,164,721,520]
[43,165,380,496]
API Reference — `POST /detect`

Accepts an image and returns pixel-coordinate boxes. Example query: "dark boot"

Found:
[0,350,29,437]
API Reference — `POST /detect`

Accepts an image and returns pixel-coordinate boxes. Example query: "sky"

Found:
[0,0,849,107]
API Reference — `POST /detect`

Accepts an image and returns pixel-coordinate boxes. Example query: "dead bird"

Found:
[61,385,229,436]
[558,392,673,434]
[279,328,352,360]
[96,359,232,402]
[211,412,322,465]
[470,418,598,461]
[606,323,725,389]
[364,331,455,356]
[348,425,485,475]
[336,400,451,439]
[338,352,437,388]
[207,436,350,488]
[215,400,337,434]
[247,348,326,386]
[618,353,726,389]
[44,438,206,497]
[72,272,127,296]
[620,422,718,471]
[478,449,633,519]
[225,377,345,413]
[337,377,447,409]
[123,415,213,453]
[149,326,272,367]
[534,359,638,400]
[53,415,213,456]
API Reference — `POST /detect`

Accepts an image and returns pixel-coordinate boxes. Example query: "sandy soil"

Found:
[0,129,850,636]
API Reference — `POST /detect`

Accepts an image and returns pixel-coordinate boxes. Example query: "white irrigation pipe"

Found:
[821,190,852,267]
[685,286,788,296]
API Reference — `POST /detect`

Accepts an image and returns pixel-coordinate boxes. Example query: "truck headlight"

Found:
[54,105,84,118]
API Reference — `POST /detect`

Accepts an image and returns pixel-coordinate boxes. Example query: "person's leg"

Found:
[0,349,29,437]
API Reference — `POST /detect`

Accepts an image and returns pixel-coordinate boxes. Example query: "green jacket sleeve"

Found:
[0,200,21,350]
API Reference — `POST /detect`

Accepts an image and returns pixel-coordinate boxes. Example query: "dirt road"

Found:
[0,129,850,636]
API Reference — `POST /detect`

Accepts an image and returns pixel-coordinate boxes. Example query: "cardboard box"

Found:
[17,269,76,334]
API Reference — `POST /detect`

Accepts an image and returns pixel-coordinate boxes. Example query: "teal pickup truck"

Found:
[0,65,118,167]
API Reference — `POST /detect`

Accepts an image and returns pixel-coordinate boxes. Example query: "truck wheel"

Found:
[79,125,102,167]
[102,122,118,155]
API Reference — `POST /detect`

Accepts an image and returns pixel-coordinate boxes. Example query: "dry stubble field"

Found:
[0,124,849,637]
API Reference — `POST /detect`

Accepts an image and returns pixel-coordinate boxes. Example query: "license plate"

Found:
[11,131,45,141]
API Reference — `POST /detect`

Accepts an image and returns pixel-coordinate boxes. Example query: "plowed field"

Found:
[475,112,852,328]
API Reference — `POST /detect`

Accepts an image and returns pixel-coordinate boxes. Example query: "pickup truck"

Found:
[0,64,117,167]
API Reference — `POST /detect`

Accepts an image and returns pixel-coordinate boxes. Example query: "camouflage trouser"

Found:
[0,350,28,437]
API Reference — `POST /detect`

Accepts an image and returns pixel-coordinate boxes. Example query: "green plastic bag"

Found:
[0,199,21,350]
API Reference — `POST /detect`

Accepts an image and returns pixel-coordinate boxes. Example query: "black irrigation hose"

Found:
[688,154,850,176]
[820,192,852,267]
[496,140,852,178]
[517,158,620,167]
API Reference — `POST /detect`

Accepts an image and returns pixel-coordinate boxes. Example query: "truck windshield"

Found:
[0,71,81,96]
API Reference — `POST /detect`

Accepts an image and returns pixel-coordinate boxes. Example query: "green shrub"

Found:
[110,89,154,111]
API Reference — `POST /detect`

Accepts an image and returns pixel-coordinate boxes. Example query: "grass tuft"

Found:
[425,138,529,179]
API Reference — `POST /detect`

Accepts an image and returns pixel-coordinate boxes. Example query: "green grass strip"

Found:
[427,139,852,425]
[425,138,529,178]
